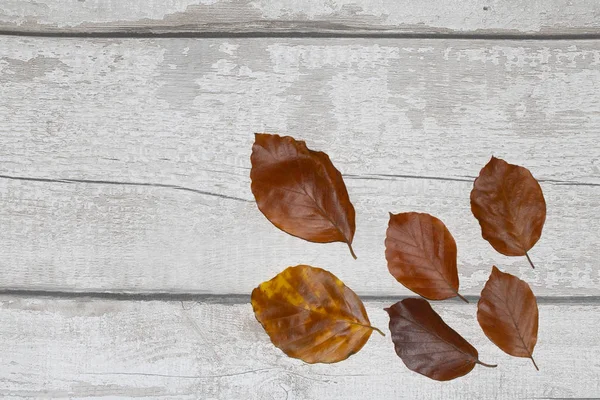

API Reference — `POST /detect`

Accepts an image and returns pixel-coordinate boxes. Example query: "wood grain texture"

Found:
[0,37,599,296]
[1,0,600,36]
[0,297,598,399]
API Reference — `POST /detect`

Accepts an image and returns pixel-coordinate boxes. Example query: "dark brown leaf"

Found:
[251,133,357,258]
[385,212,467,302]
[470,156,546,268]
[477,266,539,370]
[251,265,383,364]
[386,298,496,381]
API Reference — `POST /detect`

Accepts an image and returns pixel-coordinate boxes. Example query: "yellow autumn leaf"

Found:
[251,265,383,363]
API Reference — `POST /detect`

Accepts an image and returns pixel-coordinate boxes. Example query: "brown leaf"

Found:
[477,266,539,370]
[385,298,496,381]
[251,133,357,258]
[470,156,546,268]
[384,212,467,302]
[251,265,383,363]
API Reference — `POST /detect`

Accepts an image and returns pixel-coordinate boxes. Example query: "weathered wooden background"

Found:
[0,1,599,399]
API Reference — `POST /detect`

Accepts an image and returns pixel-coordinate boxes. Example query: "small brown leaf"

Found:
[470,156,546,268]
[385,212,467,302]
[477,266,539,370]
[251,265,383,363]
[386,298,495,381]
[251,133,357,258]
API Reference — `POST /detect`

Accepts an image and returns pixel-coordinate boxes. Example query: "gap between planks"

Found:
[0,290,598,305]
[4,30,600,40]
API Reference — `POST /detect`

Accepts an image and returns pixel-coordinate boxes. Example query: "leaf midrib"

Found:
[263,143,351,244]
[268,297,371,332]
[395,312,478,364]
[494,285,534,358]
[390,218,459,297]
[498,170,526,251]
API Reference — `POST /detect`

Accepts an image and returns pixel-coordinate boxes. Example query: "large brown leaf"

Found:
[386,298,496,381]
[470,156,546,268]
[385,212,467,302]
[477,266,539,370]
[251,265,383,363]
[251,133,357,258]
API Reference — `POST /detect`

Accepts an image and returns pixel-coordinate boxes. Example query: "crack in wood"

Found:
[1,172,596,200]
[346,173,600,187]
[84,368,331,383]
[344,173,473,183]
[83,368,277,380]
[0,174,253,202]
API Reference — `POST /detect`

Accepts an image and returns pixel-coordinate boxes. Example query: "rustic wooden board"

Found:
[0,297,597,399]
[1,37,598,296]
[1,0,600,36]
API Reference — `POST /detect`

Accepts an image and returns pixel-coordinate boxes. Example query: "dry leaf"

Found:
[386,298,496,381]
[385,212,467,302]
[470,156,546,268]
[251,133,357,258]
[251,265,383,363]
[477,266,539,370]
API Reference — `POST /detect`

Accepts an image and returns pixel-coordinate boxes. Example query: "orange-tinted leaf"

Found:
[384,212,467,302]
[251,133,357,258]
[470,156,546,268]
[251,265,382,363]
[477,266,539,370]
[386,298,496,381]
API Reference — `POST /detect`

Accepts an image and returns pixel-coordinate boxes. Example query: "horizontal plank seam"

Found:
[0,290,598,304]
[3,30,600,40]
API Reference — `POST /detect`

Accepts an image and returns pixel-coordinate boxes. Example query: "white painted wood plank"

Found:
[0,297,597,399]
[0,38,599,296]
[1,0,600,35]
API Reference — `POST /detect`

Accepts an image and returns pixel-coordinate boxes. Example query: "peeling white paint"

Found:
[0,37,598,296]
[0,0,599,33]
[0,299,597,398]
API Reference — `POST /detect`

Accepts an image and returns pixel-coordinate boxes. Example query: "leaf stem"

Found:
[476,360,497,368]
[530,356,539,371]
[347,242,357,260]
[370,326,386,337]
[525,252,536,269]
[353,322,385,336]
[456,292,469,303]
